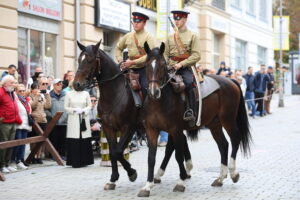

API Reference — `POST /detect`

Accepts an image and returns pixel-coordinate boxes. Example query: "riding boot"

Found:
[183,89,196,127]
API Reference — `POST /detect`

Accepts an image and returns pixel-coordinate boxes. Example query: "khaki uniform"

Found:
[164,28,201,67]
[115,30,154,68]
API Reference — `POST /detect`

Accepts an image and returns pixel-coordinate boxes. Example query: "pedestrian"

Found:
[89,95,101,153]
[264,66,275,114]
[27,66,43,89]
[115,11,155,97]
[46,79,68,159]
[11,84,32,169]
[253,64,270,116]
[216,61,231,76]
[243,66,256,117]
[62,70,74,90]
[28,78,52,164]
[0,75,22,173]
[64,83,94,168]
[164,10,201,127]
[0,64,17,81]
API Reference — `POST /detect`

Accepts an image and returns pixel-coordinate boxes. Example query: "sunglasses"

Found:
[91,100,97,102]
[42,83,49,86]
[18,90,25,92]
[173,16,182,21]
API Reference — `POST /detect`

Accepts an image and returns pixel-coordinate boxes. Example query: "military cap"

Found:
[171,10,190,20]
[132,12,149,23]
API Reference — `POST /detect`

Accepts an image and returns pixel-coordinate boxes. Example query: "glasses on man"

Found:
[18,90,25,92]
[91,100,97,102]
[42,83,49,86]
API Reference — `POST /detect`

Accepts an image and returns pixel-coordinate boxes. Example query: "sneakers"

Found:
[7,166,17,172]
[16,162,28,170]
[1,167,10,173]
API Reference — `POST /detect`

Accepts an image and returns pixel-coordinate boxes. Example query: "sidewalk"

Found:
[0,94,299,200]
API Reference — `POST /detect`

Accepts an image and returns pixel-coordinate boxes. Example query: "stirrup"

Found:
[183,109,195,121]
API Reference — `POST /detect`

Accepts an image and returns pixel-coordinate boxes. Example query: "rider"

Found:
[164,10,201,126]
[115,12,155,97]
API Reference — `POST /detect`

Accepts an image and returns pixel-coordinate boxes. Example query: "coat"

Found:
[64,90,92,139]
[45,90,68,125]
[29,93,52,123]
[0,87,22,124]
[16,97,32,131]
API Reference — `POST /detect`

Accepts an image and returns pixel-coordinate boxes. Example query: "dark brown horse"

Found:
[137,42,252,197]
[74,40,139,190]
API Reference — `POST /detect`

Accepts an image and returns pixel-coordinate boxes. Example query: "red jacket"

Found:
[0,87,22,124]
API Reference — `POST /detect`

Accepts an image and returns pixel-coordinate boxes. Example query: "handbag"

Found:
[80,117,87,132]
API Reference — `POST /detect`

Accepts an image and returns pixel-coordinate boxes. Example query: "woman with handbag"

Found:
[11,84,32,169]
[64,82,94,168]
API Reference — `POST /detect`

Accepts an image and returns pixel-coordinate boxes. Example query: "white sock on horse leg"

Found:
[229,157,238,178]
[154,168,165,179]
[185,159,193,175]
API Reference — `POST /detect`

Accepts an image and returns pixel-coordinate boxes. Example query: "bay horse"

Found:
[74,40,139,190]
[138,42,252,197]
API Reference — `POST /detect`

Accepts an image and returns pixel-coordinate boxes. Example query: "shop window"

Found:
[235,39,247,71]
[17,28,57,85]
[257,45,267,65]
[212,33,221,69]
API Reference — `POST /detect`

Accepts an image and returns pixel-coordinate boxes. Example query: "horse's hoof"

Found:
[129,170,137,182]
[137,189,150,197]
[104,183,116,190]
[232,173,240,183]
[173,184,185,192]
[154,178,161,184]
[0,173,5,181]
[211,179,223,187]
[187,174,191,179]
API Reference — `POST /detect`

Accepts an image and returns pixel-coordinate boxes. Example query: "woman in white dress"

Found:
[64,87,94,168]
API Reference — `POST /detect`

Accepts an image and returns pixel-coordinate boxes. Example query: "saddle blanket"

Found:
[200,76,220,99]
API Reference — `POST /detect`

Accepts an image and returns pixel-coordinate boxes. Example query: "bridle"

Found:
[78,50,128,89]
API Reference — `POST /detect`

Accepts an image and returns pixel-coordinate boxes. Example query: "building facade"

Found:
[0,0,274,85]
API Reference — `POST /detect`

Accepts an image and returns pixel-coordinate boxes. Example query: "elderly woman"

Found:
[64,82,94,168]
[11,84,32,169]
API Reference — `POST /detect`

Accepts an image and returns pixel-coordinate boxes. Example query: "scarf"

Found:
[18,95,30,113]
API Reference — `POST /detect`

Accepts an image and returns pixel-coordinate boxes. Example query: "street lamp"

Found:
[278,0,284,107]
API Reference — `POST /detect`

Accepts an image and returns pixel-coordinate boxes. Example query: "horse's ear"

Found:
[93,39,102,54]
[159,42,165,55]
[77,41,86,51]
[144,41,151,55]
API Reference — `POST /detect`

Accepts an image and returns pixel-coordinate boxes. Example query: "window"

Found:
[212,0,225,10]
[259,0,267,21]
[231,0,241,9]
[212,34,221,69]
[246,0,255,15]
[17,28,57,85]
[257,46,267,65]
[235,39,247,71]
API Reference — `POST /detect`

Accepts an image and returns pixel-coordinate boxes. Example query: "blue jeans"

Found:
[159,131,168,143]
[11,129,28,163]
[245,91,256,116]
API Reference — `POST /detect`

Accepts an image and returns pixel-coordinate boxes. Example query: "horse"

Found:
[137,42,252,197]
[74,40,139,190]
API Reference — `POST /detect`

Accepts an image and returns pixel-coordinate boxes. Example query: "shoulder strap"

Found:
[173,33,189,56]
[133,33,146,56]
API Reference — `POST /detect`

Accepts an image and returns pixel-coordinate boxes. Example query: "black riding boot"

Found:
[183,89,196,126]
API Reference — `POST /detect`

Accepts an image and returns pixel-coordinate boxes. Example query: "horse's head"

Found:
[144,42,167,99]
[74,39,101,91]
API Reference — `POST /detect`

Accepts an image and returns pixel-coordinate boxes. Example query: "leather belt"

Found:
[129,55,144,60]
[170,56,188,62]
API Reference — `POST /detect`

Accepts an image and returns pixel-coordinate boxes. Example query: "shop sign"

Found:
[17,0,62,21]
[137,0,157,12]
[95,0,131,33]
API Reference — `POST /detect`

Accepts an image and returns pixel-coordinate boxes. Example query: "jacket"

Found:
[46,90,68,125]
[0,87,22,124]
[30,93,52,123]
[243,73,255,92]
[16,97,32,131]
[253,72,270,93]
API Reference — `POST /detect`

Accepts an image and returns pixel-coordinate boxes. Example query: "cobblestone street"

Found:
[1,95,299,200]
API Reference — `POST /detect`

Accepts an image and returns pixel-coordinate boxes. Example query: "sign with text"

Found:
[273,16,290,51]
[17,0,62,21]
[95,0,131,33]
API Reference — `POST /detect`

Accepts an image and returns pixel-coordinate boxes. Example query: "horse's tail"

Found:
[186,129,199,141]
[232,79,252,157]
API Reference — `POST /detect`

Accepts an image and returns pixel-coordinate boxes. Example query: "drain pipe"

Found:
[75,0,80,66]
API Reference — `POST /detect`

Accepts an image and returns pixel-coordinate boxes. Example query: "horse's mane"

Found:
[98,49,119,70]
